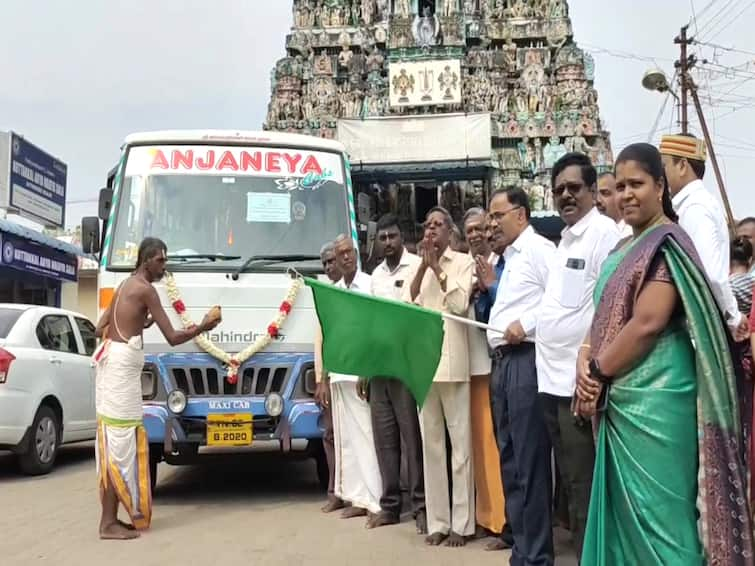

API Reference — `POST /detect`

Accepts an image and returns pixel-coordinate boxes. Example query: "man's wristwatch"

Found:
[589,358,611,384]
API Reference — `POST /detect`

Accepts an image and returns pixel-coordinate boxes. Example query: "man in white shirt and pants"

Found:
[487,188,556,566]
[330,234,383,524]
[660,134,749,341]
[369,214,426,532]
[537,154,621,561]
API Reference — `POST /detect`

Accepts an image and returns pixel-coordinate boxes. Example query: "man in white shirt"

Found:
[368,214,426,532]
[537,154,621,561]
[596,171,632,238]
[487,187,556,566]
[404,207,475,548]
[329,234,383,525]
[660,134,748,341]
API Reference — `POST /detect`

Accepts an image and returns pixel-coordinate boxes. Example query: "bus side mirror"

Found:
[81,216,101,254]
[98,188,114,221]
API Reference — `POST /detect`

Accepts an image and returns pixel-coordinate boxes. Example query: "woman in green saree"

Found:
[575,143,753,565]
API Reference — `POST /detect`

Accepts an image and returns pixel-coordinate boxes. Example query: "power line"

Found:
[690,0,701,35]
[647,84,674,142]
[696,0,740,38]
[580,43,673,65]
[695,0,724,20]
[694,40,755,58]
[700,0,755,42]
[698,60,755,80]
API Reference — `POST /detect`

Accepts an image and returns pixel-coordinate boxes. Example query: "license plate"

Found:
[206,413,253,447]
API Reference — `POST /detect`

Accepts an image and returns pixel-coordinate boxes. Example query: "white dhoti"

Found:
[330,378,382,514]
[94,337,152,530]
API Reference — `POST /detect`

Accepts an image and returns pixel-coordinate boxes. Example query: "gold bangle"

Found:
[579,344,591,351]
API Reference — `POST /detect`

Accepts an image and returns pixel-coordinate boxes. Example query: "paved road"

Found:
[0,444,576,565]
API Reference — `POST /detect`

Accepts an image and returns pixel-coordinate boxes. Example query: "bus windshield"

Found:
[107,144,350,270]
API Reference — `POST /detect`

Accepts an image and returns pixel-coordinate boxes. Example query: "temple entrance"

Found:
[414,183,438,225]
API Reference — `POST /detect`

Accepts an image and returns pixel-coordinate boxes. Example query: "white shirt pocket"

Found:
[559,258,587,308]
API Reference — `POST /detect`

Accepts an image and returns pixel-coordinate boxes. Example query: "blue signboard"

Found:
[0,231,77,282]
[8,133,67,228]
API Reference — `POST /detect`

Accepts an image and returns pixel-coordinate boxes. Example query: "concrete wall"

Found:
[60,272,98,321]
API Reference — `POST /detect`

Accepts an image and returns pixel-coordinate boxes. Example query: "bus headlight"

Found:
[167,390,187,414]
[265,393,284,417]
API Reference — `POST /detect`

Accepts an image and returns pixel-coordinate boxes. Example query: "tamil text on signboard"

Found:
[0,132,67,228]
[0,232,78,282]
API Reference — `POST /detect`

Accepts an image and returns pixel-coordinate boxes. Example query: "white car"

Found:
[0,304,97,475]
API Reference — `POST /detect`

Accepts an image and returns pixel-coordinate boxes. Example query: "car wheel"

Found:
[18,405,60,475]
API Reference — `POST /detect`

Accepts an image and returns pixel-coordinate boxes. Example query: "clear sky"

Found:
[1,0,753,229]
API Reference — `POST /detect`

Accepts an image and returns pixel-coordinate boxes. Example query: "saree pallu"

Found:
[734,340,755,518]
[582,224,753,565]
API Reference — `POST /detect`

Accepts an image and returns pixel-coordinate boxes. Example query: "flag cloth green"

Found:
[305,277,444,407]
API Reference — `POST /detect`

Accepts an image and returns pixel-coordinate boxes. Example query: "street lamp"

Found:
[640,66,736,235]
[641,69,678,99]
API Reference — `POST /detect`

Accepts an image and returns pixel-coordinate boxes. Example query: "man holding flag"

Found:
[328,235,383,525]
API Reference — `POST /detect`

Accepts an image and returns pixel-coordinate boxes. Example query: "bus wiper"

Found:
[167,253,241,263]
[231,254,320,280]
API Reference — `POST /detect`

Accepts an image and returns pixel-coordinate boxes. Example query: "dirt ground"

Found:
[0,443,576,565]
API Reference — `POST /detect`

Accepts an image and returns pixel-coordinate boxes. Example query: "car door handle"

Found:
[49,356,62,365]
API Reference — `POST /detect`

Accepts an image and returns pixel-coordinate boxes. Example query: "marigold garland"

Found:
[164,273,303,384]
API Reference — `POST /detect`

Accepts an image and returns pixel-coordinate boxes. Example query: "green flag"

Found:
[305,277,444,407]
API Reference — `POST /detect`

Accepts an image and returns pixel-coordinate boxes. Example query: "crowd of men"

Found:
[312,133,752,565]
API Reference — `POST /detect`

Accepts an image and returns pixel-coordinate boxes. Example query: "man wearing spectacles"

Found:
[487,187,556,565]
[404,206,476,548]
[537,153,621,562]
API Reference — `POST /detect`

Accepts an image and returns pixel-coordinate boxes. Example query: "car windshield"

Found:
[0,308,23,338]
[107,144,350,270]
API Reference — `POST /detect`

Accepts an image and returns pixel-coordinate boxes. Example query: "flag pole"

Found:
[440,312,505,335]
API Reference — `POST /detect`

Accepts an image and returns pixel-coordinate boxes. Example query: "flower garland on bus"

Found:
[164,273,303,385]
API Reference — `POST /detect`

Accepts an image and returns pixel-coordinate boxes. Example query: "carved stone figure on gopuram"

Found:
[266,0,613,215]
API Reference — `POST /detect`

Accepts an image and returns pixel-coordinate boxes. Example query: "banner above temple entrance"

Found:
[337,113,491,165]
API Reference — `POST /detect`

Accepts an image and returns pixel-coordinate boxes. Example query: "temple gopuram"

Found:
[264,0,613,246]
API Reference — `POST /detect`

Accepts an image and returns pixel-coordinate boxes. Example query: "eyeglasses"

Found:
[487,206,521,221]
[551,183,586,198]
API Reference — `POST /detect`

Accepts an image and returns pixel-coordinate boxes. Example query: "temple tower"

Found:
[265,0,612,243]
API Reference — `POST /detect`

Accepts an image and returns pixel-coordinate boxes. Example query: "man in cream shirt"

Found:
[537,154,620,561]
[404,206,475,548]
[660,134,748,341]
